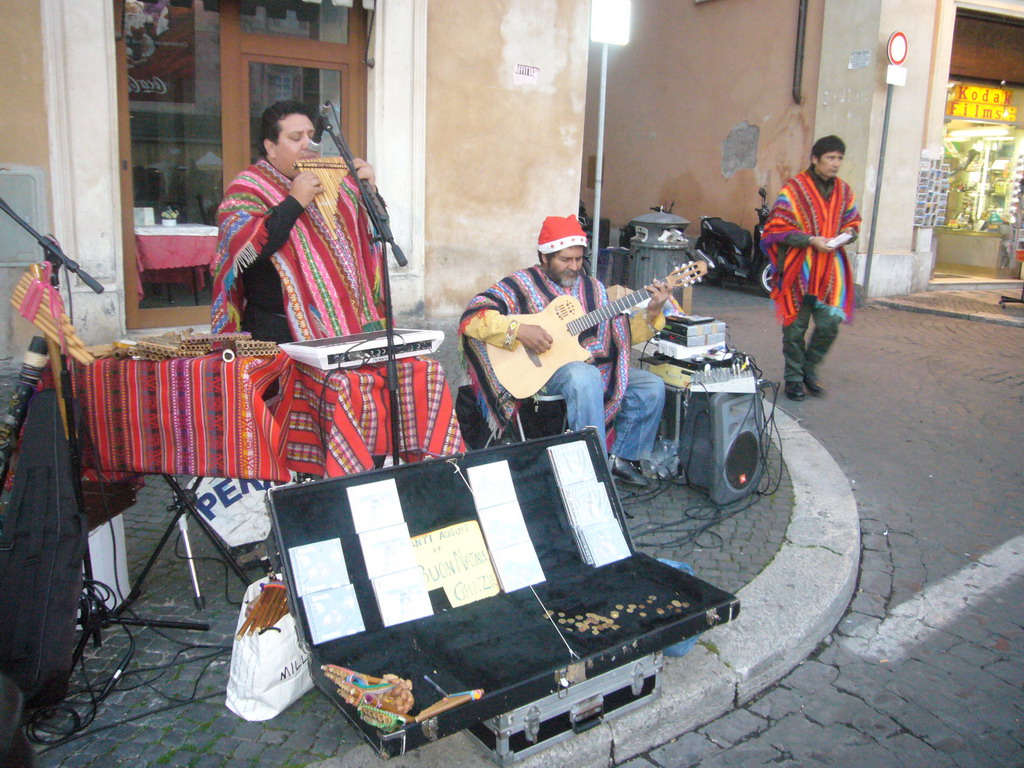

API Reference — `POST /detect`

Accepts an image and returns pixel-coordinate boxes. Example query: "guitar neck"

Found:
[566,287,654,336]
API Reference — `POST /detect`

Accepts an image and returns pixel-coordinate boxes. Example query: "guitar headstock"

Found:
[664,260,708,288]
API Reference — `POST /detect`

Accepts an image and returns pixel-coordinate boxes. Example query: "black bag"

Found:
[0,390,87,708]
[455,385,493,450]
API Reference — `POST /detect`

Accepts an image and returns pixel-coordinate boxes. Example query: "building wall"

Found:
[422,0,591,316]
[816,0,941,296]
[0,0,50,352]
[582,0,826,237]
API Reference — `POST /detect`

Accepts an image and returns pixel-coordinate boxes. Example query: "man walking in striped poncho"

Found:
[761,135,862,401]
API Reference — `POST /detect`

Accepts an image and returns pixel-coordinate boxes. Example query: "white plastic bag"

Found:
[225,577,313,721]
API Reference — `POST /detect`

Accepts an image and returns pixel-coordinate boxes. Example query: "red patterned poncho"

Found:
[211,159,384,340]
[761,170,862,326]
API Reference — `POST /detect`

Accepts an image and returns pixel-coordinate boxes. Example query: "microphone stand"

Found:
[318,102,406,468]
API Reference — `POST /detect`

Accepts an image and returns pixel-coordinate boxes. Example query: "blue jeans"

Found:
[544,362,665,461]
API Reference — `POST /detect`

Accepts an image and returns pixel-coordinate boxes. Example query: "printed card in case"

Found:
[345,477,405,533]
[578,520,631,567]
[358,522,418,580]
[475,500,531,549]
[560,480,614,528]
[371,567,434,627]
[288,538,349,597]
[488,540,546,593]
[466,461,519,508]
[546,442,597,487]
[304,583,365,644]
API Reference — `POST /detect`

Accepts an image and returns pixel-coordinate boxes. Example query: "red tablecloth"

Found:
[73,353,464,482]
[134,224,217,299]
[278,357,465,476]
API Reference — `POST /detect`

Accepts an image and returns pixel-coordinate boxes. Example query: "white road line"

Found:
[842,534,1024,664]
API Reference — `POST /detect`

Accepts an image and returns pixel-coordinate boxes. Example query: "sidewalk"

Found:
[872,287,1024,327]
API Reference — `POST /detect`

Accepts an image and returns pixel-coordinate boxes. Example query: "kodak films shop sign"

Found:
[946,84,1017,123]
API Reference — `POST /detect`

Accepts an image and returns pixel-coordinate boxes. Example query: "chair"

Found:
[514,392,567,442]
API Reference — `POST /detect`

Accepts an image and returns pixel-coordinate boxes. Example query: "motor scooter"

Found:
[692,187,773,296]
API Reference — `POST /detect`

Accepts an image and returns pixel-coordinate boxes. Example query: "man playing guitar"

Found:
[460,215,673,488]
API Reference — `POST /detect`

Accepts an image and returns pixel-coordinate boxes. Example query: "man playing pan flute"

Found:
[212,100,384,342]
[460,215,671,488]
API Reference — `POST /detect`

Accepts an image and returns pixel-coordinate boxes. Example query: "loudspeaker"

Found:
[677,391,764,505]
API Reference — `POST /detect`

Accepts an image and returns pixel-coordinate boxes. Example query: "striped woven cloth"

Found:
[278,356,464,477]
[75,354,290,481]
[74,354,463,481]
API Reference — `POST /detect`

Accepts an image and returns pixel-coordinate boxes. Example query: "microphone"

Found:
[308,103,330,151]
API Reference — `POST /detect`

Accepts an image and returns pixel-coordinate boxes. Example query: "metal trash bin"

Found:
[627,211,691,290]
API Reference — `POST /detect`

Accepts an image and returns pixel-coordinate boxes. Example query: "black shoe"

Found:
[803,373,825,396]
[784,381,805,401]
[610,456,650,488]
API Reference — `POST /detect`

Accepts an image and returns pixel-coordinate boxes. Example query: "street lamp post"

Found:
[589,0,631,275]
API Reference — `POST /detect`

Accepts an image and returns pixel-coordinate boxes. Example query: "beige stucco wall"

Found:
[0,0,50,353]
[423,0,591,316]
[815,0,937,295]
[582,0,825,236]
[0,2,49,170]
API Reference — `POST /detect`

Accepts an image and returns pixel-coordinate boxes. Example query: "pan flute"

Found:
[294,157,350,239]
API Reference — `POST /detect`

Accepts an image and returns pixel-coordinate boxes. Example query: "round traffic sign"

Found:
[887,31,908,66]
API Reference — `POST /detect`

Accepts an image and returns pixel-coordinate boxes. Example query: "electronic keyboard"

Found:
[279,328,444,370]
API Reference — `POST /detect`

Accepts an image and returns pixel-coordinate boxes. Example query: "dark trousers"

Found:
[242,304,292,344]
[782,296,841,383]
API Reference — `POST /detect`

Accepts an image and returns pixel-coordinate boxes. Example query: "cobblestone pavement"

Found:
[623,285,1024,768]
[13,313,791,767]
[874,288,1024,327]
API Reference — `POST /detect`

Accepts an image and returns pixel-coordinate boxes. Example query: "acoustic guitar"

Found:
[487,261,707,399]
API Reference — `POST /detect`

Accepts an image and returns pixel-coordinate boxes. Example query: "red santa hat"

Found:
[537,215,588,254]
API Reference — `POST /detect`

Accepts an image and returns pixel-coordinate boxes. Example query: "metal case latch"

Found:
[706,607,721,626]
[631,660,647,696]
[524,705,541,743]
[421,717,439,742]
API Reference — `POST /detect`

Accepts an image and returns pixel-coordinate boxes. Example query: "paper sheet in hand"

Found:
[825,232,852,248]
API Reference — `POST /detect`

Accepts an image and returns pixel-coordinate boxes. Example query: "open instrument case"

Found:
[268,431,739,762]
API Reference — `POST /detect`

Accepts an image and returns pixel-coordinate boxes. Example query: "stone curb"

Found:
[871,297,1024,328]
[315,410,860,768]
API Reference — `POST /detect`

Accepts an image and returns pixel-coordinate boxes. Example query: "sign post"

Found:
[864,32,908,296]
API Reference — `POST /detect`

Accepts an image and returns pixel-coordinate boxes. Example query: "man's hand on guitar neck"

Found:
[644,279,672,325]
[516,323,554,354]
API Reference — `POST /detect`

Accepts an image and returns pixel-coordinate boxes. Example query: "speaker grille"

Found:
[724,430,760,490]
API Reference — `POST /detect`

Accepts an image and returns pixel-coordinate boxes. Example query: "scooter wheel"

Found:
[754,261,773,297]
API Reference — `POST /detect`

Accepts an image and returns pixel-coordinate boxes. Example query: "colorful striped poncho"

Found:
[211,159,384,341]
[761,169,862,326]
[459,265,632,434]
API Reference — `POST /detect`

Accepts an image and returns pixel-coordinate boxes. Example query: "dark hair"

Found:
[811,135,846,160]
[258,100,316,158]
